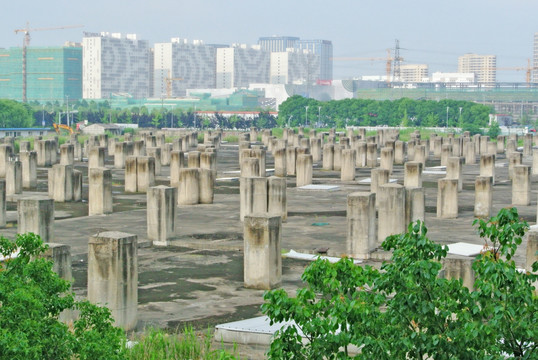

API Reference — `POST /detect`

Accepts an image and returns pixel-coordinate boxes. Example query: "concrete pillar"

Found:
[437,178,459,219]
[240,177,267,221]
[88,147,105,169]
[6,160,22,195]
[88,231,137,330]
[73,169,82,201]
[147,186,177,246]
[496,135,505,154]
[333,145,343,171]
[371,168,389,195]
[88,168,112,216]
[355,141,367,167]
[133,140,146,156]
[243,215,282,290]
[377,183,406,245]
[465,140,476,165]
[0,180,5,227]
[473,134,481,155]
[19,151,36,190]
[487,142,496,156]
[296,154,313,187]
[178,168,200,205]
[51,164,73,202]
[286,147,297,176]
[114,142,127,169]
[433,137,442,160]
[526,230,538,274]
[404,161,423,188]
[524,133,533,157]
[137,156,156,193]
[170,151,185,187]
[341,149,356,181]
[347,192,376,259]
[161,143,172,166]
[480,136,490,156]
[0,144,13,177]
[252,148,266,177]
[274,148,287,177]
[414,144,426,166]
[60,144,74,165]
[407,140,416,161]
[452,137,463,157]
[394,141,405,164]
[17,197,54,243]
[199,168,214,204]
[447,157,463,192]
[267,176,287,222]
[508,152,522,180]
[380,147,394,174]
[441,257,475,290]
[322,144,334,170]
[19,140,31,152]
[200,151,217,180]
[405,187,425,226]
[533,150,538,176]
[474,176,493,219]
[441,144,452,167]
[480,154,495,185]
[146,147,162,175]
[310,138,322,162]
[187,151,200,168]
[507,139,517,154]
[241,157,260,178]
[512,165,531,206]
[366,143,377,168]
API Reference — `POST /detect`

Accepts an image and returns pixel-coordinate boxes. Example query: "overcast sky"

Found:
[2,0,537,82]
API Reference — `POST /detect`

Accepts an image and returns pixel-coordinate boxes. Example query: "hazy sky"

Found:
[2,0,537,82]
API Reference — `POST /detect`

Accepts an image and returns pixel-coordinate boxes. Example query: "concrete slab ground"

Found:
[1,140,536,359]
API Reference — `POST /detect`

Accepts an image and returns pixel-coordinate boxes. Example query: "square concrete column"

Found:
[133,140,146,156]
[73,169,82,202]
[88,231,138,330]
[524,134,533,157]
[486,142,496,156]
[452,137,463,157]
[0,144,13,177]
[355,141,367,167]
[508,152,523,180]
[526,230,538,274]
[512,165,531,206]
[114,142,127,169]
[0,180,5,227]
[366,143,378,168]
[480,154,495,185]
[446,157,463,192]
[6,160,22,195]
[241,157,260,178]
[124,156,138,193]
[322,144,334,170]
[371,168,389,195]
[89,168,112,216]
[441,256,475,290]
[20,151,37,189]
[200,151,217,180]
[437,178,459,219]
[107,138,116,157]
[147,186,177,246]
[274,148,287,177]
[480,136,490,156]
[267,176,287,222]
[405,187,425,226]
[161,143,172,166]
[433,138,442,160]
[533,150,538,175]
[407,140,416,161]
[137,156,156,193]
[474,176,493,219]
[170,151,185,187]
[378,183,405,245]
[507,139,517,154]
[89,147,105,169]
[187,151,200,168]
[341,149,356,181]
[496,135,505,154]
[333,145,343,171]
[60,144,74,166]
[178,168,200,205]
[286,147,297,176]
[251,148,266,177]
[296,154,313,187]
[394,141,405,164]
[404,161,423,188]
[199,168,214,204]
[414,145,426,166]
[51,164,74,202]
[146,147,162,175]
[240,177,267,221]
[19,140,31,152]
[310,138,322,162]
[243,215,282,290]
[17,197,54,243]
[347,192,376,259]
[441,144,452,167]
[465,141,476,165]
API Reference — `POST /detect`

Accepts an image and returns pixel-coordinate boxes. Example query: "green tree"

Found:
[488,121,501,138]
[263,208,537,359]
[0,99,34,127]
[0,233,126,359]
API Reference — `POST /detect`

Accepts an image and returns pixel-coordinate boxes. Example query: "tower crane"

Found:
[14,22,84,102]
[332,48,395,86]
[164,70,184,98]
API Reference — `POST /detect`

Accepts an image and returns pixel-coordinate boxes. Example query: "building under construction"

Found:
[0,46,82,102]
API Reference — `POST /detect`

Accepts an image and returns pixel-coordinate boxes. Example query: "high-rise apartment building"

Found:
[458,53,496,84]
[400,64,428,82]
[533,33,538,83]
[153,38,221,97]
[82,32,150,99]
[0,46,82,102]
[258,36,300,53]
[216,45,270,88]
[270,49,320,85]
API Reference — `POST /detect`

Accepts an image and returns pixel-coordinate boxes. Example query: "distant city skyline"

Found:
[2,0,537,82]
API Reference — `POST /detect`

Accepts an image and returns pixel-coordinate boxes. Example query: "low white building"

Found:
[0,128,53,138]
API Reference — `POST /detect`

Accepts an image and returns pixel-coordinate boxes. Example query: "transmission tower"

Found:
[393,39,403,83]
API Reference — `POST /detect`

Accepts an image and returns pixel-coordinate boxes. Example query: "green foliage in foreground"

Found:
[263,208,538,359]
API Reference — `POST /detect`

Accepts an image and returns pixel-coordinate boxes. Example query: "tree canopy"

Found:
[0,99,34,128]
